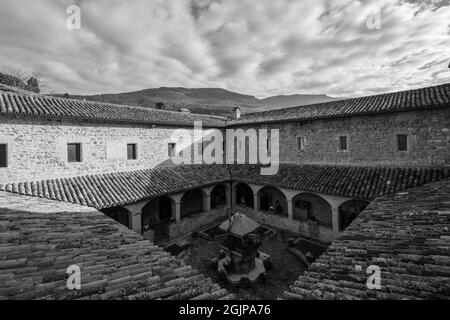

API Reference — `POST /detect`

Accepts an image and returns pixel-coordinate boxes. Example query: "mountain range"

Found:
[58,87,340,117]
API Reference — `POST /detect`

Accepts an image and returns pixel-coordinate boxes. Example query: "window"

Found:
[339,136,348,151]
[168,143,176,157]
[0,144,7,168]
[397,134,408,151]
[67,143,82,163]
[267,138,271,153]
[127,144,137,160]
[297,137,306,151]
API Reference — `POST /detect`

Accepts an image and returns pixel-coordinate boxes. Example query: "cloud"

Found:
[0,0,448,97]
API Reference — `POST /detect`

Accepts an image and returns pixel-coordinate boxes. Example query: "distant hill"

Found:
[55,87,340,117]
[259,94,338,110]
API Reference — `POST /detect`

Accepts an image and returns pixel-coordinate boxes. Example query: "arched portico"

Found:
[292,193,332,228]
[141,196,174,229]
[102,206,130,228]
[257,186,288,216]
[210,184,227,209]
[140,196,175,242]
[181,188,205,217]
[338,199,369,231]
[234,182,254,208]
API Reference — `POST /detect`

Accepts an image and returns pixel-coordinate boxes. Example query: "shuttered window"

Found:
[0,144,7,168]
[67,143,82,162]
[397,134,408,151]
[339,136,348,151]
[127,144,137,160]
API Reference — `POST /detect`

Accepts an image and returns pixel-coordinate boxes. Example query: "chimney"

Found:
[233,107,241,119]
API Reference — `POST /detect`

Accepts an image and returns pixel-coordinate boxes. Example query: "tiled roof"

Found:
[283,178,450,300]
[0,165,231,210]
[230,164,450,201]
[0,91,226,127]
[2,83,449,128]
[0,192,232,300]
[229,83,450,126]
[0,83,31,94]
[2,164,450,209]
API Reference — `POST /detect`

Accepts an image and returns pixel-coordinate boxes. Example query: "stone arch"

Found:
[338,199,370,231]
[257,186,288,216]
[141,196,174,229]
[234,182,254,208]
[211,184,227,209]
[101,206,130,228]
[181,188,205,217]
[292,193,332,228]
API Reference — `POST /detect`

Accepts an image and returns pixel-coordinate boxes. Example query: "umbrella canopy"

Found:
[219,213,260,237]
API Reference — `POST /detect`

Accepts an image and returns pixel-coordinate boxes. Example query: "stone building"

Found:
[0,82,449,299]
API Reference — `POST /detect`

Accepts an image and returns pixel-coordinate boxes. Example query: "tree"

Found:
[0,70,27,89]
[0,67,45,93]
[155,102,166,110]
[26,77,40,93]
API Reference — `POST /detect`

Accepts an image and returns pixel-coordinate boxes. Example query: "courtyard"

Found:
[167,222,328,300]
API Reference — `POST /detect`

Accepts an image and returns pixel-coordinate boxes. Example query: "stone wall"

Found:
[231,108,450,167]
[2,108,449,184]
[0,115,223,183]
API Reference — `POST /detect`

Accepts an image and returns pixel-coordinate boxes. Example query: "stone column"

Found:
[332,206,340,235]
[253,192,259,211]
[225,184,232,208]
[280,188,298,221]
[128,211,142,234]
[232,183,237,205]
[287,199,294,220]
[204,193,211,211]
[168,193,184,224]
[174,201,181,224]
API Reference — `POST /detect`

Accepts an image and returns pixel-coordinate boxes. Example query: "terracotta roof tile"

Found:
[230,164,450,200]
[0,91,226,127]
[229,83,450,126]
[0,192,230,300]
[1,164,449,209]
[0,165,231,209]
[282,178,450,300]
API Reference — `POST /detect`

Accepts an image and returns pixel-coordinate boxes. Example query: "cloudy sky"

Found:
[0,0,449,97]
